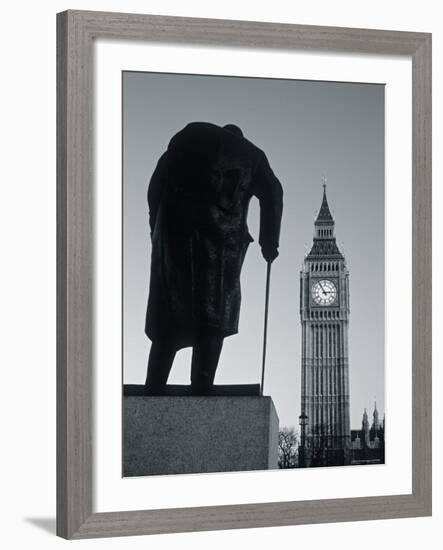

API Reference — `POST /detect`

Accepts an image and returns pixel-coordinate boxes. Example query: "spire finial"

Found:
[322,174,327,191]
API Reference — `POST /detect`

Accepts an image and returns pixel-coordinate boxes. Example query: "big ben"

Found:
[299,183,351,467]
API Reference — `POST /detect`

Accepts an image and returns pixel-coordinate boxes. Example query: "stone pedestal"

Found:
[123,395,279,477]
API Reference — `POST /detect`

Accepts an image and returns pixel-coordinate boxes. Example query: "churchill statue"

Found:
[145,122,283,395]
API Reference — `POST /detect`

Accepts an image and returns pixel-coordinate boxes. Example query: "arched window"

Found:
[315,325,319,358]
[332,326,336,357]
[319,327,323,359]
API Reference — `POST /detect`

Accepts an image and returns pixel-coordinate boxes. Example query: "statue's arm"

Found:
[147,151,169,235]
[253,152,283,258]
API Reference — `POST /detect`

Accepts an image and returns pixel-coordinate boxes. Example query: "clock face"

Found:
[311,279,337,306]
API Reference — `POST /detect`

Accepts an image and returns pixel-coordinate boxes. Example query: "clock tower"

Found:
[299,184,351,467]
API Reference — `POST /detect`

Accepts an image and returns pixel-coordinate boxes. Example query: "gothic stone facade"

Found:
[299,186,351,467]
[350,403,385,465]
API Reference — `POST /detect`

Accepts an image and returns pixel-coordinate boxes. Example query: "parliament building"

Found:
[298,185,384,467]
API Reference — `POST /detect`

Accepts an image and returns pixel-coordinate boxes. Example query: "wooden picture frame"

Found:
[57,10,432,539]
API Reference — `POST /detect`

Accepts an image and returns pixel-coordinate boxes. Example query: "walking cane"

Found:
[260,261,272,396]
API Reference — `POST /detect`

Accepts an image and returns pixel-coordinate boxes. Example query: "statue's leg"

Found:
[190,334,224,395]
[145,340,176,394]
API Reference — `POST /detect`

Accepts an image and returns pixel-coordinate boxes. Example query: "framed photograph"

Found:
[57,10,431,539]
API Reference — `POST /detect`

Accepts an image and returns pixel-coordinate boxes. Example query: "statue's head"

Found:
[223,124,244,137]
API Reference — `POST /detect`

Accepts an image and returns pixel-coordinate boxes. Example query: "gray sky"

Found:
[123,71,385,429]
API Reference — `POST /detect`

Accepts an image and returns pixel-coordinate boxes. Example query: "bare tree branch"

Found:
[278,427,300,468]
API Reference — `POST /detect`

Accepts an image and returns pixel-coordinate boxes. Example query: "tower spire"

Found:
[316,179,334,223]
[362,408,370,447]
[373,401,380,431]
[307,181,343,259]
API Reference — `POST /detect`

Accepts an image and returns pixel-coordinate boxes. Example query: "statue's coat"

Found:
[145,122,283,349]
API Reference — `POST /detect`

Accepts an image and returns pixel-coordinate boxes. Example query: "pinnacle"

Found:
[315,185,334,223]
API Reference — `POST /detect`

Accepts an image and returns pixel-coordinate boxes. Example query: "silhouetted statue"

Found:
[145,122,283,395]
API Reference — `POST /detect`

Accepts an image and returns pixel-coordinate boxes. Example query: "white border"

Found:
[93,40,412,513]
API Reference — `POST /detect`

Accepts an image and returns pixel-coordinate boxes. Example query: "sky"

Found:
[122,71,385,429]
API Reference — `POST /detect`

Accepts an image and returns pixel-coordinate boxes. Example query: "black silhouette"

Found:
[144,122,283,395]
